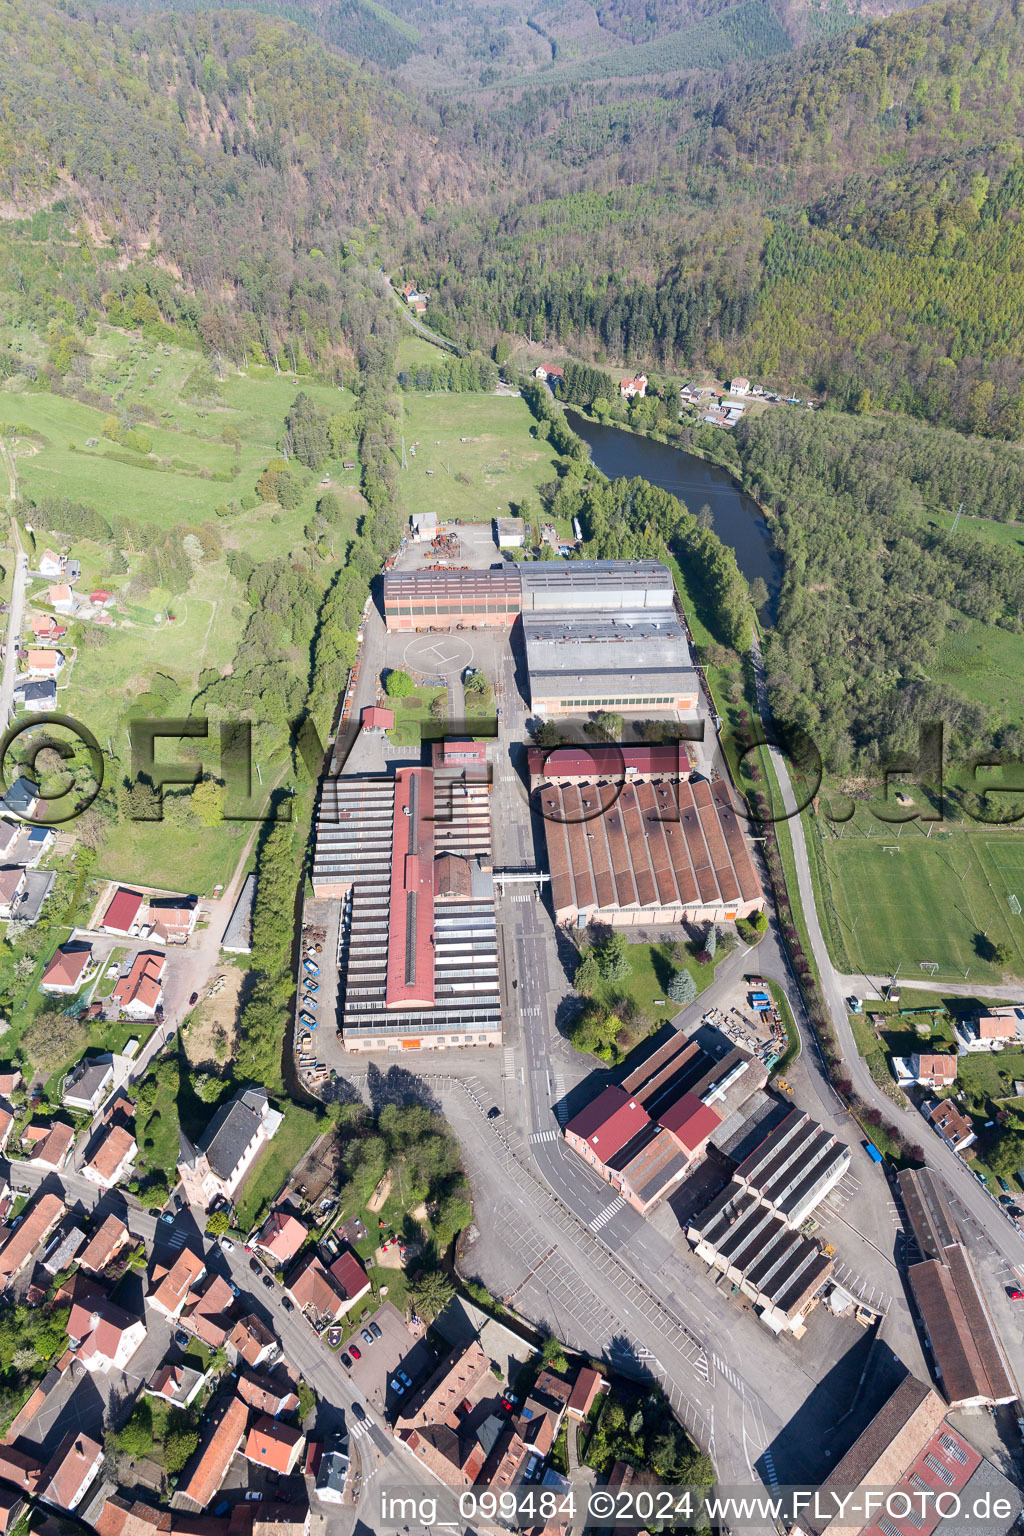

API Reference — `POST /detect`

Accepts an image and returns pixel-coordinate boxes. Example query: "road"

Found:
[379,273,461,355]
[0,435,26,725]
[749,634,1024,1334]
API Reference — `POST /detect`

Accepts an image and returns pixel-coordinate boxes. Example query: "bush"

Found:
[384,669,415,698]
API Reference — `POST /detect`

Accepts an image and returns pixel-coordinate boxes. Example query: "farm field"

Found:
[398,392,561,525]
[816,818,1024,983]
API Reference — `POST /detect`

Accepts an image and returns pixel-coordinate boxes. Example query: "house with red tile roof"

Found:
[22,1121,74,1171]
[0,1108,12,1156]
[237,1371,300,1418]
[68,1282,147,1372]
[172,1394,249,1514]
[286,1254,355,1322]
[148,1248,207,1321]
[227,1314,277,1370]
[145,1363,207,1409]
[243,1417,304,1475]
[0,1192,64,1288]
[112,951,166,1019]
[927,1098,977,1154]
[81,1122,137,1189]
[29,614,66,641]
[40,944,94,995]
[254,1208,308,1266]
[565,1086,650,1170]
[566,1366,606,1419]
[658,1093,722,1158]
[24,648,65,681]
[327,1250,370,1310]
[0,1446,42,1494]
[147,896,198,945]
[619,374,647,399]
[37,1430,103,1512]
[182,1273,237,1348]
[101,886,145,935]
[78,1213,131,1276]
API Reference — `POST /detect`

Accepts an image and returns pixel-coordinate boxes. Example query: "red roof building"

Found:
[565,1086,650,1165]
[243,1418,304,1475]
[175,1395,249,1513]
[361,706,394,730]
[385,768,435,1009]
[254,1208,308,1266]
[658,1092,722,1157]
[527,744,694,782]
[101,886,145,935]
[327,1249,370,1306]
[40,945,93,995]
[111,951,166,1018]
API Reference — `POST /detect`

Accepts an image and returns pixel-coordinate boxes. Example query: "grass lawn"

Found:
[813,820,1024,984]
[235,1102,325,1234]
[933,616,1024,717]
[959,1046,1024,1102]
[387,687,446,746]
[95,812,252,897]
[590,938,727,1034]
[398,394,561,525]
[396,335,447,372]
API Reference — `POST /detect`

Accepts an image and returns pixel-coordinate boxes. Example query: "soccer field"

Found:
[822,824,1024,982]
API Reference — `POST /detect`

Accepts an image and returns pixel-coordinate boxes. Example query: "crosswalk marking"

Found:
[503,1047,515,1077]
[762,1445,779,1488]
[530,1129,558,1145]
[591,1196,626,1232]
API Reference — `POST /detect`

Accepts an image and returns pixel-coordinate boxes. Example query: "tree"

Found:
[191,776,225,828]
[384,669,415,698]
[667,968,697,1006]
[705,923,718,959]
[595,929,631,983]
[205,1209,230,1236]
[464,669,489,695]
[749,576,770,611]
[696,503,714,531]
[410,1267,455,1320]
[987,1130,1024,1181]
[533,721,564,749]
[429,692,449,721]
[574,952,601,995]
[541,1334,568,1372]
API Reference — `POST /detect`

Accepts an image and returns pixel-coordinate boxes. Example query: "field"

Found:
[933,619,1024,715]
[813,818,1024,983]
[398,393,561,525]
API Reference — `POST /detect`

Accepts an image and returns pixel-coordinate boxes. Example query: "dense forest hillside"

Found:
[0,0,478,368]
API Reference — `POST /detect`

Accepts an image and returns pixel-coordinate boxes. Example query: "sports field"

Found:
[820,819,1024,983]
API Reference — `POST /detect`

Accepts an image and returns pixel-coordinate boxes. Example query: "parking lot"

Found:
[340,1301,436,1420]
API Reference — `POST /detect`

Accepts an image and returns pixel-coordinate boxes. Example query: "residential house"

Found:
[182,1273,237,1348]
[23,825,53,867]
[619,374,647,399]
[894,1052,959,1089]
[566,1366,605,1420]
[48,584,74,613]
[244,1418,304,1475]
[0,868,27,921]
[172,1394,249,1513]
[13,679,56,713]
[78,1213,131,1276]
[237,1371,300,1418]
[533,365,564,383]
[41,1226,86,1275]
[63,1055,115,1112]
[81,1122,137,1189]
[38,552,65,578]
[4,1355,76,1444]
[101,886,145,935]
[926,1098,977,1154]
[147,895,198,944]
[22,1120,74,1171]
[148,1248,207,1321]
[956,1009,1022,1052]
[254,1208,308,1267]
[67,1281,147,1371]
[177,1086,283,1210]
[90,589,113,607]
[145,1363,207,1409]
[2,778,40,822]
[0,825,17,862]
[112,951,166,1019]
[0,1067,22,1098]
[328,1249,370,1310]
[729,377,751,396]
[227,1314,277,1370]
[24,649,65,681]
[37,1431,102,1513]
[0,1108,13,1155]
[286,1254,356,1323]
[0,1447,42,1495]
[41,944,95,999]
[314,1448,350,1504]
[29,615,66,641]
[0,1192,64,1288]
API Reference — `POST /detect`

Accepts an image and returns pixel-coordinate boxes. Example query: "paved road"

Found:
[749,634,1024,1322]
[0,436,26,725]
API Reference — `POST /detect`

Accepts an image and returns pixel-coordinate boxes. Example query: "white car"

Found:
[220,1236,234,1252]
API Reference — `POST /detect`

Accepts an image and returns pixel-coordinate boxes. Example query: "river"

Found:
[564,409,781,610]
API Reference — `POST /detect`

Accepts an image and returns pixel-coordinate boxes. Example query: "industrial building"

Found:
[523,614,698,716]
[382,569,521,631]
[518,559,674,613]
[538,773,764,927]
[897,1167,1017,1409]
[797,1373,1020,1536]
[687,1182,833,1335]
[730,1107,850,1228]
[564,1029,765,1212]
[311,761,501,1052]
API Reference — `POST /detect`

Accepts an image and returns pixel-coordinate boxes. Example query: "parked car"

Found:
[282,1296,294,1312]
[159,1211,175,1225]
[998,1176,1011,1193]
[398,1370,412,1387]
[350,1402,365,1421]
[250,1257,261,1274]
[361,1328,374,1345]
[189,991,199,1005]
[175,1330,189,1348]
[228,1281,240,1298]
[487,1106,501,1119]
[1007,1288,1024,1301]
[349,1345,361,1360]
[220,1237,234,1252]
[341,1352,353,1368]
[262,1274,274,1290]
[389,1378,405,1395]
[369,1321,382,1339]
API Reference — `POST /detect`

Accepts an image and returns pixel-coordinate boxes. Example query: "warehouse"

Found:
[383,569,521,631]
[519,559,674,613]
[523,613,698,716]
[311,762,501,1052]
[538,774,765,927]
[687,1183,833,1335]
[730,1107,850,1228]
